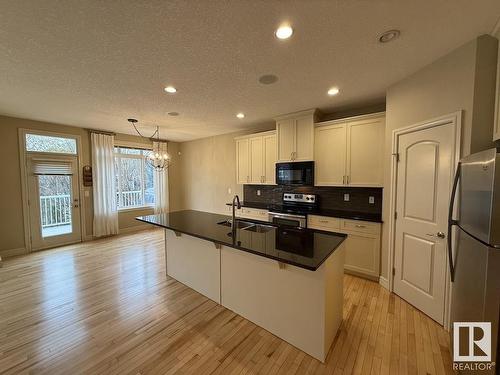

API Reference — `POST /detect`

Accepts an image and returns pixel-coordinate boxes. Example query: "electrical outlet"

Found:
[369,196,375,204]
[344,193,350,202]
[257,190,261,196]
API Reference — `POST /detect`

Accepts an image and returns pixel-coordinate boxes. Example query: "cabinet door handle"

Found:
[290,152,293,160]
[346,175,350,184]
[247,175,249,183]
[342,175,345,184]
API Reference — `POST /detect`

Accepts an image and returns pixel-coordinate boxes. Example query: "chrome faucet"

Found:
[232,195,241,232]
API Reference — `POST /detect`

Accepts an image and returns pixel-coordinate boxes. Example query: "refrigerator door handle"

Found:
[448,162,461,282]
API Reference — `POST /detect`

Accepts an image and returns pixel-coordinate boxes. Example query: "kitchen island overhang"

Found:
[137,210,346,362]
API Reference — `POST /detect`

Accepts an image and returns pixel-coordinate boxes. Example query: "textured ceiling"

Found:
[0,1,499,142]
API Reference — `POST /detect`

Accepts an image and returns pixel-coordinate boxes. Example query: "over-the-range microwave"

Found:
[275,161,314,186]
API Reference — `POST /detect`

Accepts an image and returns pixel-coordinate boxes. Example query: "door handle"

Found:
[448,162,461,282]
[426,232,446,239]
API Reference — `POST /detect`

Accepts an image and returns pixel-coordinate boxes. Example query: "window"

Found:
[26,133,77,154]
[114,147,155,209]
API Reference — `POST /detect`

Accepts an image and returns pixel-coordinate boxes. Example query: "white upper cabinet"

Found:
[249,136,264,184]
[236,131,277,185]
[275,109,316,162]
[277,119,296,161]
[315,113,385,187]
[236,138,250,184]
[263,134,277,184]
[346,116,385,186]
[314,123,346,185]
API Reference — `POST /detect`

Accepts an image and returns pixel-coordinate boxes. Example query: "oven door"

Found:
[268,212,306,228]
[276,161,314,186]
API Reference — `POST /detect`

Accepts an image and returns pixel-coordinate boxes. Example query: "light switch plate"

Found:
[228,188,232,195]
[344,193,350,201]
[369,196,375,204]
[84,190,90,197]
[257,190,261,196]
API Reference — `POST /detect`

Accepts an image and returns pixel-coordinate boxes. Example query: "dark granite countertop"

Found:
[136,210,346,271]
[225,201,383,223]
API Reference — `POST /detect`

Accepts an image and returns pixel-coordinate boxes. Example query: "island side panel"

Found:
[165,229,221,303]
[323,242,345,357]
[220,246,341,362]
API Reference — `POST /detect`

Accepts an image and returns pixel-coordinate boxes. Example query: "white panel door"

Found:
[314,123,346,186]
[249,136,263,184]
[28,156,82,250]
[394,121,455,324]
[236,138,249,184]
[263,134,277,184]
[277,119,296,161]
[346,116,385,186]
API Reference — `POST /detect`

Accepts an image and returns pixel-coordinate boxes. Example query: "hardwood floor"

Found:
[0,229,454,374]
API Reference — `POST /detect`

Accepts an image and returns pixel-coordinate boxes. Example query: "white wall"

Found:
[170,125,274,214]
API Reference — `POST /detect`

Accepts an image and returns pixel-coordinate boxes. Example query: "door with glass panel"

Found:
[27,156,82,250]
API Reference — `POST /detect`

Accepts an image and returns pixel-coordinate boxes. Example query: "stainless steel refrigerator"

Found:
[449,148,500,372]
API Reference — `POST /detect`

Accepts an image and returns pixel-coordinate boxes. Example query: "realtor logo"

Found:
[453,322,491,362]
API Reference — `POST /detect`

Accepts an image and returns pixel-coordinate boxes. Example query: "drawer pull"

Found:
[319,220,329,223]
[355,224,366,228]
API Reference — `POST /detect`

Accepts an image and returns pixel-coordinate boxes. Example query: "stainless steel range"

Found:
[268,193,318,228]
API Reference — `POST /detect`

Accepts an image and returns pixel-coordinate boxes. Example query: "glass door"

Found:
[27,156,82,250]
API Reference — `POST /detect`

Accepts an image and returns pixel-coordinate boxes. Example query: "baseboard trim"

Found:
[119,224,152,234]
[344,268,379,282]
[0,247,28,259]
[379,276,389,290]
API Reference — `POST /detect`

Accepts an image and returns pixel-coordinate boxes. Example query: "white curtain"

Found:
[91,133,118,237]
[153,141,169,214]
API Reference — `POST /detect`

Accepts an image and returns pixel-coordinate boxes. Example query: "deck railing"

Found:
[40,194,72,228]
[117,190,143,208]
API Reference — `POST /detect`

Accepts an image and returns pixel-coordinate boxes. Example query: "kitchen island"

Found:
[137,210,346,362]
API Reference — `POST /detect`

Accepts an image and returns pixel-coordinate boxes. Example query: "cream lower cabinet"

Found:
[235,131,276,185]
[226,206,270,222]
[314,113,385,187]
[308,215,381,280]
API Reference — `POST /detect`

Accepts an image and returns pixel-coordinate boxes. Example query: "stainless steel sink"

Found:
[243,223,274,233]
[217,220,255,230]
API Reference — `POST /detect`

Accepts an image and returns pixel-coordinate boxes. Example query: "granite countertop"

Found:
[225,201,383,223]
[136,210,346,271]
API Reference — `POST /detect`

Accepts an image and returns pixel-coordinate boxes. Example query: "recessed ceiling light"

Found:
[328,87,340,96]
[236,113,245,119]
[275,25,293,40]
[259,74,279,85]
[378,29,400,43]
[164,86,177,93]
[168,112,179,116]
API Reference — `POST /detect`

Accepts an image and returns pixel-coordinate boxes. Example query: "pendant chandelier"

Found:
[127,118,171,172]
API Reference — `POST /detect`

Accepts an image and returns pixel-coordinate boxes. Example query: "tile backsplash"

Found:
[243,185,382,214]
